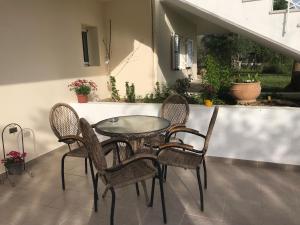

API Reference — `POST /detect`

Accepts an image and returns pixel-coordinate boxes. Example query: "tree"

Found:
[288,61,300,91]
[273,0,287,10]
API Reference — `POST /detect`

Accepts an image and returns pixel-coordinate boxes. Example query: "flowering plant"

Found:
[234,73,260,83]
[1,151,27,166]
[68,79,98,95]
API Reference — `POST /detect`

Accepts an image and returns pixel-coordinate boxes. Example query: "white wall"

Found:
[103,0,155,96]
[154,0,198,84]
[162,0,300,60]
[71,102,300,166]
[0,0,108,172]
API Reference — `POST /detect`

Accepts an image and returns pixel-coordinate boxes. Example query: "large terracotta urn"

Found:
[230,82,261,104]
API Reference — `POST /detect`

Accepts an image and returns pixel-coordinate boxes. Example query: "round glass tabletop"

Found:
[95,115,170,138]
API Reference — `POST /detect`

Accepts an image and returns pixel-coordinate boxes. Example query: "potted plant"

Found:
[68,79,98,103]
[202,84,216,107]
[230,73,261,104]
[1,151,27,175]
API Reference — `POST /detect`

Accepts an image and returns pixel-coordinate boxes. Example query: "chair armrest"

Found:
[91,122,99,129]
[158,142,204,156]
[104,153,158,172]
[167,127,206,142]
[167,123,186,131]
[58,135,84,144]
[159,143,193,151]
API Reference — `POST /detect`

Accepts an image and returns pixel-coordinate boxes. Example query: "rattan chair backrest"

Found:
[204,106,219,152]
[49,103,81,141]
[80,118,107,171]
[161,94,189,125]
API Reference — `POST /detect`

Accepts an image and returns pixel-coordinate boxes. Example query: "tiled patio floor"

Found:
[1,148,300,225]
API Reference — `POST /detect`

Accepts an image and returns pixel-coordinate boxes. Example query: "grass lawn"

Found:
[260,74,291,92]
[241,73,291,92]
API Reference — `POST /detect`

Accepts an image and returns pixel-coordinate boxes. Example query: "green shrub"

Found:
[125,82,135,103]
[203,55,232,93]
[172,75,192,96]
[143,82,171,103]
[109,76,120,101]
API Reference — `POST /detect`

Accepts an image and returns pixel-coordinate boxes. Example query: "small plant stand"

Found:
[1,123,33,187]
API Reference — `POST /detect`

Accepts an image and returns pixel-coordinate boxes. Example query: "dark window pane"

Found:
[82,31,89,64]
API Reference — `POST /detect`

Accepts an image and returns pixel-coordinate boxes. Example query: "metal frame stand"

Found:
[1,123,33,187]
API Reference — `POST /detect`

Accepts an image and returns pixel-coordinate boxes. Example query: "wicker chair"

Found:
[145,94,189,180]
[157,106,219,211]
[150,94,190,147]
[49,103,95,190]
[77,118,167,225]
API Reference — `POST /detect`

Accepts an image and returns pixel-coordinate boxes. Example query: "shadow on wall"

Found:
[27,107,60,156]
[102,0,155,95]
[0,0,110,86]
[156,3,196,85]
[0,0,150,87]
[207,107,300,165]
[174,106,300,165]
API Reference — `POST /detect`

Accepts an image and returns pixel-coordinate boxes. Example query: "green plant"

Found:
[143,82,171,103]
[109,76,120,101]
[173,75,192,95]
[234,73,260,83]
[185,93,203,104]
[203,55,232,93]
[125,82,136,103]
[68,79,97,95]
[154,82,161,99]
[154,82,171,101]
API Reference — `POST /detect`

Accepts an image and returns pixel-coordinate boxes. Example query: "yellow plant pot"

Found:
[204,99,213,107]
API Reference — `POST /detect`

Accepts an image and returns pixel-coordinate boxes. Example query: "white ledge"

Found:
[71,102,300,166]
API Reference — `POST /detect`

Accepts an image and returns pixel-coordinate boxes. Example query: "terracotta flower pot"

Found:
[76,94,88,103]
[230,82,261,104]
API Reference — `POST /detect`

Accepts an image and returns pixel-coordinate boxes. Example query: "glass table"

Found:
[95,115,170,203]
[95,115,170,140]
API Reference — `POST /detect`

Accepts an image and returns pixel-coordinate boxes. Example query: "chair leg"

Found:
[110,188,116,225]
[61,153,68,191]
[141,180,149,203]
[148,177,156,207]
[163,165,168,182]
[94,175,99,212]
[203,158,207,190]
[85,157,88,174]
[88,157,99,206]
[135,183,140,196]
[196,167,204,211]
[157,165,167,224]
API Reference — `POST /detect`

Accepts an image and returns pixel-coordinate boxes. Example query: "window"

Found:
[186,39,193,69]
[81,25,100,66]
[272,0,300,11]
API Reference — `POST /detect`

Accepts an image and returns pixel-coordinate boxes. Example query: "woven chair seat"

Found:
[106,161,156,189]
[66,146,88,158]
[146,134,165,148]
[146,134,183,149]
[158,148,203,170]
[135,146,155,155]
